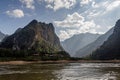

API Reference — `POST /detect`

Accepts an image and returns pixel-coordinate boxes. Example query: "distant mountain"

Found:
[91,19,120,60]
[75,28,114,58]
[0,31,6,42]
[0,20,69,59]
[62,33,100,56]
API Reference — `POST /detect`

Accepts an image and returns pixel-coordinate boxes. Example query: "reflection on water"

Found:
[0,63,120,80]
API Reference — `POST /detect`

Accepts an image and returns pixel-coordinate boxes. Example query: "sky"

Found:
[0,0,120,41]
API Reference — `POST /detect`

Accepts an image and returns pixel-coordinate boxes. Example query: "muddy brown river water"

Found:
[0,63,120,80]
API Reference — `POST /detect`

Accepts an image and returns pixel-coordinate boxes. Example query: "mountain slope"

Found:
[0,31,6,42]
[75,28,114,57]
[0,20,69,59]
[62,33,100,56]
[91,19,120,60]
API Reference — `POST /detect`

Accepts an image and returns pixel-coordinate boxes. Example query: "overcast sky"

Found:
[0,0,120,41]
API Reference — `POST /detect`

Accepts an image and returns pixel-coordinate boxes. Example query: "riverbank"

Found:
[0,60,120,65]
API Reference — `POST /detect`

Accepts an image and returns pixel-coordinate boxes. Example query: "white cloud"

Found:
[55,12,101,41]
[80,0,92,5]
[46,4,53,9]
[54,12,84,28]
[6,9,24,18]
[59,30,70,41]
[91,1,99,8]
[87,10,101,18]
[87,0,120,16]
[84,1,109,18]
[79,0,120,36]
[20,0,35,9]
[53,0,120,41]
[40,0,76,11]
[79,20,101,33]
[105,0,120,12]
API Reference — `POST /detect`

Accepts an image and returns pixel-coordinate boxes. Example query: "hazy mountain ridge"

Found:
[91,19,120,60]
[75,28,114,58]
[62,33,100,56]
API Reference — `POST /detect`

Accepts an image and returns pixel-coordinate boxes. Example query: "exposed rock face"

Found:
[91,19,120,60]
[75,28,114,58]
[0,31,6,42]
[62,33,100,56]
[0,20,63,53]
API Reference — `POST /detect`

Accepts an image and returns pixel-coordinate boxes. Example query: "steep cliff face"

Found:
[91,19,120,60]
[0,20,63,53]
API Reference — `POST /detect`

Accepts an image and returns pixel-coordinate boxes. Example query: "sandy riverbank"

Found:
[0,60,120,65]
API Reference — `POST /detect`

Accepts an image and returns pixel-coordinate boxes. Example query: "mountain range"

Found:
[91,19,120,60]
[62,33,100,56]
[0,20,69,60]
[0,19,120,60]
[75,28,114,57]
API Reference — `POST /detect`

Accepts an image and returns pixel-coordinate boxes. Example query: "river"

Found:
[0,63,120,80]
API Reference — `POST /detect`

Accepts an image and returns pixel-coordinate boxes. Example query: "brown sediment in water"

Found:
[0,61,33,65]
[0,60,120,65]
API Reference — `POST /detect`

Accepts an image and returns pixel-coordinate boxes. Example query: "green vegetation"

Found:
[0,48,70,61]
